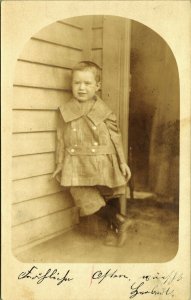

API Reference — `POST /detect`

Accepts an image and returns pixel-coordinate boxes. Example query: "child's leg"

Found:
[98,186,133,247]
[98,185,126,216]
[70,186,109,238]
[70,186,132,247]
[70,186,106,217]
[119,194,127,215]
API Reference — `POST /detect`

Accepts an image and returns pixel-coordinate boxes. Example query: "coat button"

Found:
[93,142,98,146]
[72,128,77,131]
[74,144,78,147]
[91,149,96,152]
[71,149,75,152]
[92,126,97,130]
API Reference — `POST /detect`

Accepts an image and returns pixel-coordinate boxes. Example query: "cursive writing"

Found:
[130,281,174,298]
[141,270,183,285]
[92,269,131,284]
[18,266,74,286]
[129,270,183,298]
[91,268,183,298]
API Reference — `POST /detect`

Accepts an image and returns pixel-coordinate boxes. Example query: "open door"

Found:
[81,15,131,161]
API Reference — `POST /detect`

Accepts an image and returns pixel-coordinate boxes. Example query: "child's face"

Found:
[72,70,101,102]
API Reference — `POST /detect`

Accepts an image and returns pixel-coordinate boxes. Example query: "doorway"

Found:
[129,20,179,203]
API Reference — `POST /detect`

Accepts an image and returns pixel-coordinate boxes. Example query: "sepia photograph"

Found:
[11,15,179,263]
[2,2,190,300]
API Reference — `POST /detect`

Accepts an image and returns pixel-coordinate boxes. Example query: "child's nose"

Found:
[79,83,85,90]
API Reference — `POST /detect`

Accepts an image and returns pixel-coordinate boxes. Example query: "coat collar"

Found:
[59,95,112,125]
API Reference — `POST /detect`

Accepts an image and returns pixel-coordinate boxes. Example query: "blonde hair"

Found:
[72,61,101,82]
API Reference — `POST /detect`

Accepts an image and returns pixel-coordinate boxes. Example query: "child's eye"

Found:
[85,82,91,85]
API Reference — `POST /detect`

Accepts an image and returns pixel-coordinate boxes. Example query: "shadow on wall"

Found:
[129,20,179,204]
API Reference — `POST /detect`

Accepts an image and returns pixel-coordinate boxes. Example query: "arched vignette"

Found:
[12,15,179,262]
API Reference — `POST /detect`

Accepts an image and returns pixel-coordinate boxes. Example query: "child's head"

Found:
[72,61,101,102]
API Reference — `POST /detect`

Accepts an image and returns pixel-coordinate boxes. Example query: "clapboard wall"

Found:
[12,17,92,253]
[12,15,129,253]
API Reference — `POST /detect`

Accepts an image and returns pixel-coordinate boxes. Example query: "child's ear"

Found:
[96,81,101,91]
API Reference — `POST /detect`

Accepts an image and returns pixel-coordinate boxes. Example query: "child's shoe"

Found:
[116,214,133,247]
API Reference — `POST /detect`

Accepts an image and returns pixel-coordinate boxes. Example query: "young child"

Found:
[52,61,131,247]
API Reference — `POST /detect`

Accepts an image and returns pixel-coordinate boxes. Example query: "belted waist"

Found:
[66,145,116,155]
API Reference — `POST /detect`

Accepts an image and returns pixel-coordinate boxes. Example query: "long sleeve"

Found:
[55,111,65,164]
[105,113,126,164]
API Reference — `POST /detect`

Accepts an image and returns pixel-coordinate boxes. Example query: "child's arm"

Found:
[105,113,131,181]
[52,111,65,178]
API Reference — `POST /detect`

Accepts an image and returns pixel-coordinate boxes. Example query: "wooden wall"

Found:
[12,15,131,252]
[91,16,103,67]
[12,17,88,252]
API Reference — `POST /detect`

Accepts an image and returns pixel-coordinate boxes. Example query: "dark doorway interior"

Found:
[128,21,179,203]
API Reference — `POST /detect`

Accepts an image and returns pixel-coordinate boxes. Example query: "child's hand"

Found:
[51,164,62,179]
[120,163,131,181]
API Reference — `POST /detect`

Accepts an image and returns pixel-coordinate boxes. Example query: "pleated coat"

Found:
[56,96,127,188]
